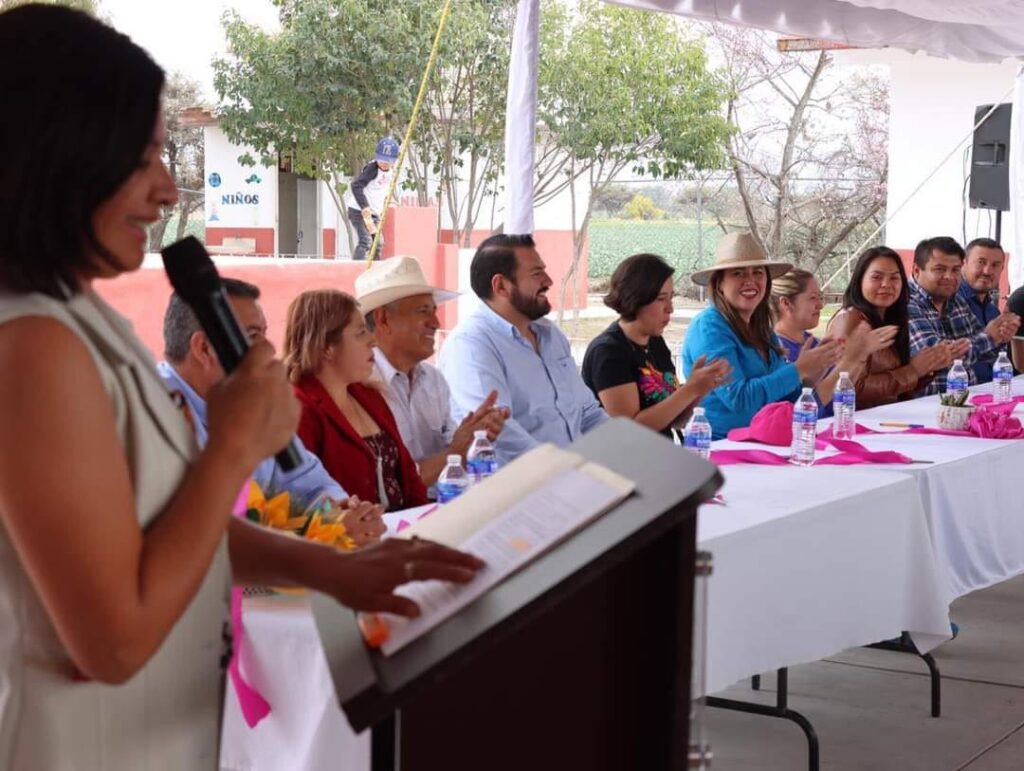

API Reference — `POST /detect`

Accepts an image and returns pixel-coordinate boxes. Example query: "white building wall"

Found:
[837,49,1018,253]
[203,126,278,233]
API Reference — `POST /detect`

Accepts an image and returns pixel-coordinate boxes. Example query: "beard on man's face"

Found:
[510,283,551,321]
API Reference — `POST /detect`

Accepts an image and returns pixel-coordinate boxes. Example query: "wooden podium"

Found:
[311,419,720,771]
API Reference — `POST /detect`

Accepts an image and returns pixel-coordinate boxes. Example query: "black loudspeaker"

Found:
[969,102,1012,211]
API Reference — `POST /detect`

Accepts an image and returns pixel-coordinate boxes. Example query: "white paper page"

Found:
[398,444,584,546]
[377,467,633,656]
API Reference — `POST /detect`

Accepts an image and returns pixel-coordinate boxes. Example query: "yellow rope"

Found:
[366,0,454,266]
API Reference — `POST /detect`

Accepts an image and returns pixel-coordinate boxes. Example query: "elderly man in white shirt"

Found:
[356,256,508,486]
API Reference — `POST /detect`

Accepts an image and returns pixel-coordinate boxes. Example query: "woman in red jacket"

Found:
[283,289,429,511]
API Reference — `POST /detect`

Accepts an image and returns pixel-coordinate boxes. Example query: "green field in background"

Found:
[587,219,725,279]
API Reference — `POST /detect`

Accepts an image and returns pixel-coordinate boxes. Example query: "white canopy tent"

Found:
[503,0,1024,288]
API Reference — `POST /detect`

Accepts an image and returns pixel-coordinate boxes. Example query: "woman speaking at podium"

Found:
[0,6,481,768]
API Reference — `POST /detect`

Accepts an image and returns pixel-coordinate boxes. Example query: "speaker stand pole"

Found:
[995,209,1003,244]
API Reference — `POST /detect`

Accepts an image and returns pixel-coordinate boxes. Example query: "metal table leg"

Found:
[706,668,819,771]
[866,631,941,717]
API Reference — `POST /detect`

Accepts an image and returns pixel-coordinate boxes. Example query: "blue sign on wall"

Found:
[208,172,222,188]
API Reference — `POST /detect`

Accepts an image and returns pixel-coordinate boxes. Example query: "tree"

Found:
[623,194,664,221]
[709,25,888,276]
[591,183,632,216]
[214,0,516,252]
[213,0,427,252]
[149,73,206,251]
[409,0,515,246]
[536,0,732,324]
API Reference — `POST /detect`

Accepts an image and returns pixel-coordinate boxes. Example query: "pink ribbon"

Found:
[970,394,1024,406]
[710,445,913,466]
[230,483,272,728]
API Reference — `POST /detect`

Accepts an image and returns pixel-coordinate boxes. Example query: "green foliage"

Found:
[622,193,665,221]
[213,0,431,181]
[538,0,732,183]
[939,390,970,407]
[417,0,515,243]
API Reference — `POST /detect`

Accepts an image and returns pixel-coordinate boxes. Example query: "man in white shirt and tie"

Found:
[356,256,508,486]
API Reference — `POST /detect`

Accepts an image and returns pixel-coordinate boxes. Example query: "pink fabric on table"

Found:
[974,401,1018,416]
[230,483,272,728]
[823,438,913,463]
[970,394,1024,406]
[969,409,1024,439]
[899,411,1024,439]
[710,446,913,466]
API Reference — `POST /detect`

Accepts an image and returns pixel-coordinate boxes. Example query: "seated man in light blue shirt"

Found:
[439,234,609,464]
[158,278,384,545]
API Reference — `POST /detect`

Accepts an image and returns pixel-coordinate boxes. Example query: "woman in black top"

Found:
[582,253,731,437]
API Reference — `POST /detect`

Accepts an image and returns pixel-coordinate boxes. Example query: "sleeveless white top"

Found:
[0,289,231,769]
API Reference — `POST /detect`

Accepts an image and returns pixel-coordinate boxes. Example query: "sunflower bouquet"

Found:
[245,481,356,552]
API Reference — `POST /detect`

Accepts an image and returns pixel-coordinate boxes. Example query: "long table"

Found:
[697,465,950,696]
[850,381,1024,599]
[220,382,1024,770]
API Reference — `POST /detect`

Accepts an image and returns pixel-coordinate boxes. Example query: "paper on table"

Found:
[378,466,635,656]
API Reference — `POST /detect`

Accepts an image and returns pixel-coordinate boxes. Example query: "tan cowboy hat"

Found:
[355,255,459,314]
[690,231,793,286]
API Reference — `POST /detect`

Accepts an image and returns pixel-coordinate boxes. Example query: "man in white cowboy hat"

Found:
[356,256,509,486]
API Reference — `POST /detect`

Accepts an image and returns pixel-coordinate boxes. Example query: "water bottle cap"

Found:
[447,454,462,465]
[839,371,849,378]
[693,406,705,416]
[953,359,963,366]
[473,430,487,438]
[801,386,814,395]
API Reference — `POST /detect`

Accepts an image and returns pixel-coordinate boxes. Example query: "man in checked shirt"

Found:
[907,236,1019,396]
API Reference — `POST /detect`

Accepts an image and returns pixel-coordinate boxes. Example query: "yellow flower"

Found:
[305,513,357,551]
[247,481,302,532]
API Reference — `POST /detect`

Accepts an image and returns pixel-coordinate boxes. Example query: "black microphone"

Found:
[161,236,302,472]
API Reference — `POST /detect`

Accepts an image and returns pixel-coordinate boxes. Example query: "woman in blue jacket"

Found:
[682,232,842,438]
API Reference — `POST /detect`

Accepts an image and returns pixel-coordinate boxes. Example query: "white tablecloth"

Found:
[697,465,950,695]
[838,378,1024,599]
[219,597,369,771]
[713,378,1024,600]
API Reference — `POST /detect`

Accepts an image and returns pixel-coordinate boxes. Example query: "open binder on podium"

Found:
[311,418,721,771]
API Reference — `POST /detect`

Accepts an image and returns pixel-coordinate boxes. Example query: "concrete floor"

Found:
[704,574,1024,770]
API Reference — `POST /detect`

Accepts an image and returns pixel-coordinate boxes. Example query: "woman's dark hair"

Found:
[709,270,781,360]
[0,5,165,298]
[604,253,675,321]
[843,246,911,364]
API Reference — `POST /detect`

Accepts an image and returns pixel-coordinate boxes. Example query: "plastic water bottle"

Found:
[833,371,857,440]
[466,430,499,482]
[947,359,969,401]
[436,455,470,504]
[790,388,818,467]
[683,407,712,460]
[993,351,1014,404]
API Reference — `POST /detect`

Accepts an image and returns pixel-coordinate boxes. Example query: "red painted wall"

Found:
[95,261,370,358]
[323,228,336,258]
[206,227,275,256]
[107,207,586,360]
[440,227,589,311]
